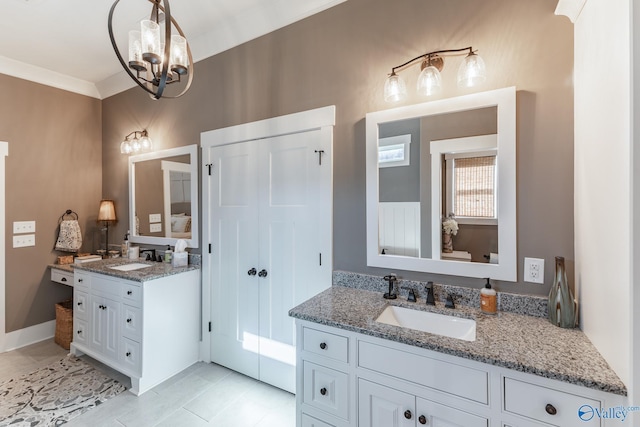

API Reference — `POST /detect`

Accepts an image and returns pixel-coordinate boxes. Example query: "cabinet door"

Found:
[358,379,414,427]
[90,295,120,361]
[416,397,488,427]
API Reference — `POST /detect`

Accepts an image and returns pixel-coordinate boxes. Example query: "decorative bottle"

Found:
[547,256,576,328]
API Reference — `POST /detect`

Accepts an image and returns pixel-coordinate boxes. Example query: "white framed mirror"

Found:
[129,144,199,248]
[366,87,516,281]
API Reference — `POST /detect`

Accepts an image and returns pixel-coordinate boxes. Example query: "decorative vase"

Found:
[547,256,577,328]
[442,232,453,253]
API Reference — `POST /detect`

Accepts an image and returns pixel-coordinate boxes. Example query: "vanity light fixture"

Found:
[384,47,486,103]
[108,0,194,100]
[120,130,153,155]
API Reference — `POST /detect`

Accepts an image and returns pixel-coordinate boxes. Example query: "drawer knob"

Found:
[248,268,257,276]
[320,387,327,396]
[77,301,82,306]
[77,330,82,335]
[78,279,83,282]
[319,342,327,350]
[418,415,427,425]
[545,404,557,415]
[127,318,132,323]
[127,290,133,295]
[258,269,268,278]
[126,351,131,357]
[61,277,67,282]
[404,410,412,420]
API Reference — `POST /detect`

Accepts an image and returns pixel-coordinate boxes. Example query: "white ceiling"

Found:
[0,0,346,99]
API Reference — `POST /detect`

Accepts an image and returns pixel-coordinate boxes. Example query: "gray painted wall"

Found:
[379,118,421,203]
[102,0,574,295]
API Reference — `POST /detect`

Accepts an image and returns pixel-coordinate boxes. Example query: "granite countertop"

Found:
[289,285,627,396]
[52,258,199,282]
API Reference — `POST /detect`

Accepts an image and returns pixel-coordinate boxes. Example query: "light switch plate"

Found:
[150,223,162,233]
[524,257,545,284]
[13,221,36,234]
[149,213,162,223]
[13,234,35,248]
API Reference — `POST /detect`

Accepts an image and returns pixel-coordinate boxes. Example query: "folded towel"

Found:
[55,219,82,252]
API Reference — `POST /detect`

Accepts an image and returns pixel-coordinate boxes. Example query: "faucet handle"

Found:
[425,282,436,306]
[401,287,417,302]
[445,293,457,309]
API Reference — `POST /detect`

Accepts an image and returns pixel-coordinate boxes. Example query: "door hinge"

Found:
[205,163,213,175]
[208,321,212,332]
[208,244,212,253]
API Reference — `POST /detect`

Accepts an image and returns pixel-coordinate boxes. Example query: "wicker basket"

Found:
[54,299,73,350]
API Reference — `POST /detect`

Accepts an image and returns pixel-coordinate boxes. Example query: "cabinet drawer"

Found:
[74,319,88,346]
[121,283,142,307]
[302,413,336,427]
[417,397,488,427]
[92,275,121,297]
[504,377,601,426]
[74,290,89,320]
[358,340,489,404]
[51,269,73,286]
[74,273,89,289]
[303,361,349,421]
[121,337,142,374]
[122,305,142,341]
[303,326,349,363]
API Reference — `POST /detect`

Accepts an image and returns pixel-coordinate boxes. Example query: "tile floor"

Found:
[0,339,296,427]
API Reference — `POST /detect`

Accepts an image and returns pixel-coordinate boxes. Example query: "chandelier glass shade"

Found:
[384,47,486,103]
[108,0,194,99]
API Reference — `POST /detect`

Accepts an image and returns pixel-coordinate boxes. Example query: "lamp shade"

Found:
[384,72,407,103]
[97,200,117,222]
[416,65,442,97]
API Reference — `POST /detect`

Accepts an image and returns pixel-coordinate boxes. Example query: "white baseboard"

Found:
[3,320,56,352]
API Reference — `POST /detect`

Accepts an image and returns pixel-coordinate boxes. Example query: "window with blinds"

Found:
[453,155,496,218]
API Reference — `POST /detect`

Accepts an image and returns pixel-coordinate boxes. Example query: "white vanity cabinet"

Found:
[296,320,626,427]
[71,268,200,395]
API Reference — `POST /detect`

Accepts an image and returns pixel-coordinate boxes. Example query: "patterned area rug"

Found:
[0,355,127,426]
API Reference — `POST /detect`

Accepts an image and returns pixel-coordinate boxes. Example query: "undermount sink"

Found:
[108,263,153,272]
[375,306,476,342]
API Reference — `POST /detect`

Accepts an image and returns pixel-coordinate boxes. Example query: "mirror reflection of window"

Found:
[444,150,497,224]
[378,134,411,167]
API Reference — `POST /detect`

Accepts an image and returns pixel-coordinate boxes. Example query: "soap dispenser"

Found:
[121,231,129,258]
[480,278,497,314]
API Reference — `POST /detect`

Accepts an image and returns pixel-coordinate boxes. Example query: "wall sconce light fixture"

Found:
[108,0,194,100]
[384,46,486,103]
[120,130,153,155]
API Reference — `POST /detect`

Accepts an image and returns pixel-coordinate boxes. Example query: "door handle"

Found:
[258,269,268,278]
[247,268,257,276]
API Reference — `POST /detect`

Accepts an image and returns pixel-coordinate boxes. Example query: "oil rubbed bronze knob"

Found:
[320,387,327,396]
[545,404,557,415]
[319,342,327,350]
[77,330,82,335]
[418,415,427,425]
[127,290,133,295]
[127,318,132,323]
[404,410,412,420]
[126,351,131,357]
[77,301,82,306]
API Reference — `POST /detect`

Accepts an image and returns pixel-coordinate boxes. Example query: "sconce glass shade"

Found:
[139,134,153,151]
[416,65,442,97]
[141,19,161,65]
[131,137,142,153]
[120,138,133,154]
[457,52,487,88]
[384,72,407,103]
[97,200,117,222]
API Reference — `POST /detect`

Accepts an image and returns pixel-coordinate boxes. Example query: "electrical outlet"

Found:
[13,234,35,248]
[150,223,162,233]
[524,257,545,284]
[149,213,162,223]
[13,221,35,234]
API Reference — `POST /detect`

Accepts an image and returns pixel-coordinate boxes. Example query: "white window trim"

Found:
[378,134,411,168]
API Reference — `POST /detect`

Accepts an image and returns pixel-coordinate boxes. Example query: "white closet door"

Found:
[209,141,261,379]
[257,129,332,392]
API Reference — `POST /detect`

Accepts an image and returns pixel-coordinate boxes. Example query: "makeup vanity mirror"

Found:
[366,87,516,280]
[129,144,199,248]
